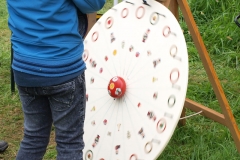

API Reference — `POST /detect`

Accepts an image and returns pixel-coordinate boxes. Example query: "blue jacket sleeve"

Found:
[72,0,106,13]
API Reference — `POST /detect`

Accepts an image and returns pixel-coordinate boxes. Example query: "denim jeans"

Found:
[16,73,86,160]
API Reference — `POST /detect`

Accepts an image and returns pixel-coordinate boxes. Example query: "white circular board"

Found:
[83,0,189,159]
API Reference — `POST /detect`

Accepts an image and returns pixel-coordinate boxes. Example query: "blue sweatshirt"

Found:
[7,0,105,87]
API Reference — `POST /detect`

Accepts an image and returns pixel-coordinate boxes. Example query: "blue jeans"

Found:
[16,73,86,160]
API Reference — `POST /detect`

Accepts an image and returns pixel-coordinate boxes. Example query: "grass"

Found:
[0,0,240,159]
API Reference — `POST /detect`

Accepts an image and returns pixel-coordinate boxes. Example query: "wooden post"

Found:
[86,13,97,37]
[169,0,179,19]
[157,0,171,7]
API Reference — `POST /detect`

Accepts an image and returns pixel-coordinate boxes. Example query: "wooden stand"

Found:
[86,13,97,37]
[160,0,240,153]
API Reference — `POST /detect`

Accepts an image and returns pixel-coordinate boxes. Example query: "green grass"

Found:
[1,0,240,159]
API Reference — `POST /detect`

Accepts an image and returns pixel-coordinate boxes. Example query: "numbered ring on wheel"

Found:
[170,45,178,57]
[144,141,153,153]
[168,95,176,108]
[150,12,159,25]
[85,150,93,160]
[121,8,129,18]
[156,119,166,133]
[82,50,89,62]
[105,17,114,29]
[162,26,171,37]
[92,32,99,41]
[129,154,138,160]
[170,68,180,84]
[135,6,145,19]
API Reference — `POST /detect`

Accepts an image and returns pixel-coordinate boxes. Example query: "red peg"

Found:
[107,76,126,98]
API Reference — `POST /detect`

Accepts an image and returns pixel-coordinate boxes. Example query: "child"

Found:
[7,0,105,159]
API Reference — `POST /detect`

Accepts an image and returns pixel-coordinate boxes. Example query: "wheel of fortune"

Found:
[82,0,189,159]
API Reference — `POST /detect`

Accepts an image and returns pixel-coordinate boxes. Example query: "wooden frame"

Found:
[85,0,240,152]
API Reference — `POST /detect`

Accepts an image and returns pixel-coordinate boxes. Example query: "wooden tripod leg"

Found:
[177,0,240,152]
[179,107,186,126]
[157,0,171,8]
[185,98,227,126]
[86,13,97,38]
[169,0,179,20]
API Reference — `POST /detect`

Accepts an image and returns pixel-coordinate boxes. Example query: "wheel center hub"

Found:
[107,76,126,98]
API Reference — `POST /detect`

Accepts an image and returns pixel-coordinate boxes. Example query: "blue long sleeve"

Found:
[7,0,89,86]
[73,0,106,13]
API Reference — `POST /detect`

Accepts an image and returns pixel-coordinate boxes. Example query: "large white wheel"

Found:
[83,0,189,159]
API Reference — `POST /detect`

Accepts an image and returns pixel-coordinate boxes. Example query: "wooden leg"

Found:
[178,107,186,126]
[185,98,226,126]
[169,0,179,19]
[157,0,171,8]
[86,13,97,38]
